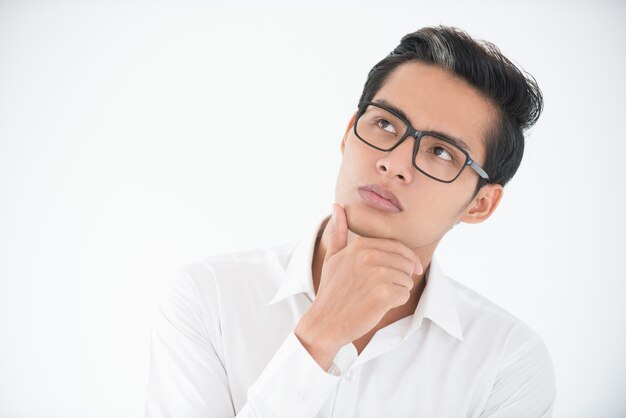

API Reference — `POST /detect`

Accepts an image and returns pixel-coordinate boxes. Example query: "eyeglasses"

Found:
[354,101,490,183]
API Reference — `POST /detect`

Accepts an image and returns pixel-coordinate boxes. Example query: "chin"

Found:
[344,204,399,240]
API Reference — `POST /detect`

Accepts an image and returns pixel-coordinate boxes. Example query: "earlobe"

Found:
[459,184,504,224]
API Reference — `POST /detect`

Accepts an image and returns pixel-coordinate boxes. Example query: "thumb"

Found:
[326,203,348,259]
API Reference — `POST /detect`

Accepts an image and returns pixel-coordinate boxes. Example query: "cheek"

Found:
[337,140,372,180]
[410,183,469,218]
[398,185,470,245]
[343,138,381,173]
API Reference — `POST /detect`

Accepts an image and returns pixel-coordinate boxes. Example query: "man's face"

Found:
[336,60,500,252]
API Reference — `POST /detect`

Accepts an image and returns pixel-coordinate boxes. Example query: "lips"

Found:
[358,184,402,211]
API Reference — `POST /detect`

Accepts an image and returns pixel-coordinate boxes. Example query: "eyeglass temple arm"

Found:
[468,160,490,180]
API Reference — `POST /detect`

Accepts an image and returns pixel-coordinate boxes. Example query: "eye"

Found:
[432,145,453,161]
[376,119,397,135]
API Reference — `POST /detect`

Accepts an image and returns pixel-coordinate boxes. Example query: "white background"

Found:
[1,1,624,417]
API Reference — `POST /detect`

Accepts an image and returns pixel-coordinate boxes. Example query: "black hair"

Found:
[359,26,543,196]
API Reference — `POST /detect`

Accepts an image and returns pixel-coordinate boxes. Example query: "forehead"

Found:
[372,61,497,163]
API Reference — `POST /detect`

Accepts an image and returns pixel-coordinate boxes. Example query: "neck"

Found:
[311,215,436,321]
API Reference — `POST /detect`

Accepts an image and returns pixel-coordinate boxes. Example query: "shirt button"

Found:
[345,370,354,381]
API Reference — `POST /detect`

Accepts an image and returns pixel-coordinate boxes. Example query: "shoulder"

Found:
[445,274,554,379]
[177,241,297,287]
[448,276,542,344]
[166,241,298,311]
[444,276,556,414]
[155,241,299,339]
[447,275,556,401]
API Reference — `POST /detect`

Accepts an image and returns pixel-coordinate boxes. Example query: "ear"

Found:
[340,112,358,155]
[459,183,504,224]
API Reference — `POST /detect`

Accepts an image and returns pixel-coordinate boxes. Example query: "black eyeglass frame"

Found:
[354,100,490,184]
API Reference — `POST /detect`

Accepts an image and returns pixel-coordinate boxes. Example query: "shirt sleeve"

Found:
[144,266,343,418]
[479,329,557,418]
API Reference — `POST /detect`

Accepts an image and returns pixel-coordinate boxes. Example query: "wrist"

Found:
[295,315,341,371]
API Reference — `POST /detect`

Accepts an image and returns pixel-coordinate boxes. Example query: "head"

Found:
[334,25,543,253]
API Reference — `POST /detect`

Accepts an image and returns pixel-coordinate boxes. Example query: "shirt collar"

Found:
[266,215,329,305]
[408,256,464,341]
[266,214,464,342]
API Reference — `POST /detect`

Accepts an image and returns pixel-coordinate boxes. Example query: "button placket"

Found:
[329,367,359,417]
[326,343,359,417]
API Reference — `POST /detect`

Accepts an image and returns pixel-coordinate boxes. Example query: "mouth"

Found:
[358,184,402,213]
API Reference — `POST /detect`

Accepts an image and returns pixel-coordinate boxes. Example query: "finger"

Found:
[359,237,423,275]
[326,203,348,258]
[368,265,415,291]
[381,282,412,309]
[385,268,415,291]
[365,251,417,279]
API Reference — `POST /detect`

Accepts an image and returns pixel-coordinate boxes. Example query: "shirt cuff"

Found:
[246,331,342,418]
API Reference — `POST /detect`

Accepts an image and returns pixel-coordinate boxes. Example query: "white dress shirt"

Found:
[145,214,556,417]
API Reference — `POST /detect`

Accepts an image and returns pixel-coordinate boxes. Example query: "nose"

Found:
[375,136,415,183]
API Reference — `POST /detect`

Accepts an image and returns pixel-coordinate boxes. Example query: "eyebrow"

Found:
[373,99,473,153]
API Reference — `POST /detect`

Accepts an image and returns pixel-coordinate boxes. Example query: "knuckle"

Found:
[361,248,377,264]
[375,284,391,301]
[403,273,414,288]
[391,288,408,308]
[401,289,411,303]
[393,271,411,287]
[373,265,387,277]
[394,284,409,298]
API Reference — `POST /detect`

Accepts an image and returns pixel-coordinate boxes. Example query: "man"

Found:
[145,26,556,417]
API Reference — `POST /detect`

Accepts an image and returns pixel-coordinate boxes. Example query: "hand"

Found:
[294,203,423,370]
